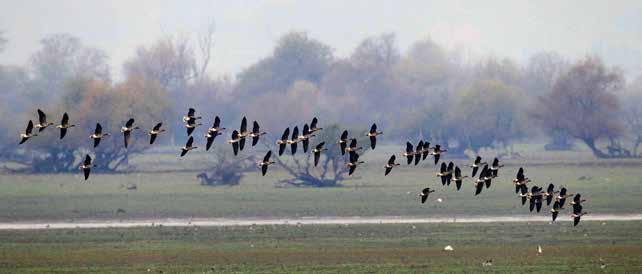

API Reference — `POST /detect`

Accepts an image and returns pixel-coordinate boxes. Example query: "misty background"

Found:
[1,0,642,178]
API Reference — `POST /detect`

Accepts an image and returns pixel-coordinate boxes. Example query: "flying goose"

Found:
[288,126,300,155]
[436,162,454,186]
[312,142,327,167]
[474,165,490,196]
[56,113,75,139]
[90,123,110,148]
[542,183,558,206]
[297,124,315,153]
[419,187,435,203]
[402,142,414,165]
[431,144,447,165]
[470,156,486,177]
[121,118,140,148]
[366,123,383,150]
[452,166,467,191]
[527,185,544,213]
[257,150,275,176]
[309,117,323,134]
[421,141,432,160]
[148,122,165,145]
[556,187,573,209]
[79,154,96,181]
[180,136,197,157]
[345,139,362,158]
[513,167,531,193]
[185,117,202,136]
[346,151,364,176]
[276,127,290,156]
[414,141,424,165]
[205,116,225,150]
[384,155,400,176]
[227,130,242,156]
[570,193,586,206]
[35,109,54,132]
[490,157,504,177]
[338,130,349,155]
[19,120,38,144]
[571,202,588,226]
[249,121,267,147]
[182,108,202,123]
[238,117,249,151]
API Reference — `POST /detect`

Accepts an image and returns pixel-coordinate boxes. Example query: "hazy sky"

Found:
[1,0,641,78]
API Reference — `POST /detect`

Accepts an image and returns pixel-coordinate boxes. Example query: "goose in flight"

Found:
[79,154,96,181]
[366,123,383,150]
[384,155,400,176]
[180,136,197,157]
[419,187,435,203]
[90,123,110,148]
[121,118,140,148]
[312,142,327,167]
[148,122,165,145]
[35,109,54,132]
[56,113,75,140]
[276,127,290,156]
[19,120,38,144]
[257,150,275,176]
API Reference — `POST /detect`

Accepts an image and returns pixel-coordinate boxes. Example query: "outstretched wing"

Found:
[37,109,46,124]
[125,118,135,128]
[281,128,290,141]
[263,150,272,162]
[370,123,377,134]
[153,123,163,131]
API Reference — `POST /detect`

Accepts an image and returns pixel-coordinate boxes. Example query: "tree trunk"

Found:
[583,138,609,158]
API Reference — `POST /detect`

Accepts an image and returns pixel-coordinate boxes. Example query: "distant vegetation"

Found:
[1,29,642,175]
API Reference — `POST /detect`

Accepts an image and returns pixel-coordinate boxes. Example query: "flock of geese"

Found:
[18,108,589,226]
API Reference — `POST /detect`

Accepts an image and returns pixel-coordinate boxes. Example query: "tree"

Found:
[197,150,256,186]
[13,76,173,173]
[270,124,360,187]
[536,56,624,158]
[450,79,526,154]
[623,76,642,156]
[236,31,332,96]
[123,34,196,92]
[30,34,110,98]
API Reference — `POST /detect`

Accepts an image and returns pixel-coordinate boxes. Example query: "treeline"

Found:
[1,30,641,173]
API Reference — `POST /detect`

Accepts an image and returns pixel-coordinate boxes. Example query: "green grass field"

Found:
[0,221,640,273]
[0,144,641,221]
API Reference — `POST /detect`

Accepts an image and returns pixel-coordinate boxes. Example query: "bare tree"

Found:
[536,56,624,158]
[197,150,256,186]
[195,20,216,82]
[269,124,355,187]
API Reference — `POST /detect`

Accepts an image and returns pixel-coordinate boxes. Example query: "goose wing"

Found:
[370,123,377,134]
[213,116,220,128]
[37,109,47,124]
[61,113,69,125]
[153,122,162,131]
[281,128,290,141]
[26,120,34,134]
[263,150,272,162]
[240,117,247,133]
[387,155,396,165]
[125,118,135,128]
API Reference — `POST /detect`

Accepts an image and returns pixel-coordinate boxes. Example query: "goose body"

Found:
[89,123,110,148]
[346,152,364,176]
[309,117,323,133]
[452,166,467,191]
[35,109,54,132]
[366,123,383,150]
[227,130,242,155]
[312,142,327,167]
[384,155,400,176]
[185,117,202,136]
[56,113,75,139]
[248,121,267,147]
[402,142,414,165]
[181,136,197,157]
[419,187,435,203]
[182,108,202,123]
[431,144,447,165]
[470,156,487,177]
[19,120,38,144]
[79,154,96,180]
[121,118,140,148]
[337,130,349,155]
[276,128,290,156]
[257,150,275,176]
[148,122,165,145]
